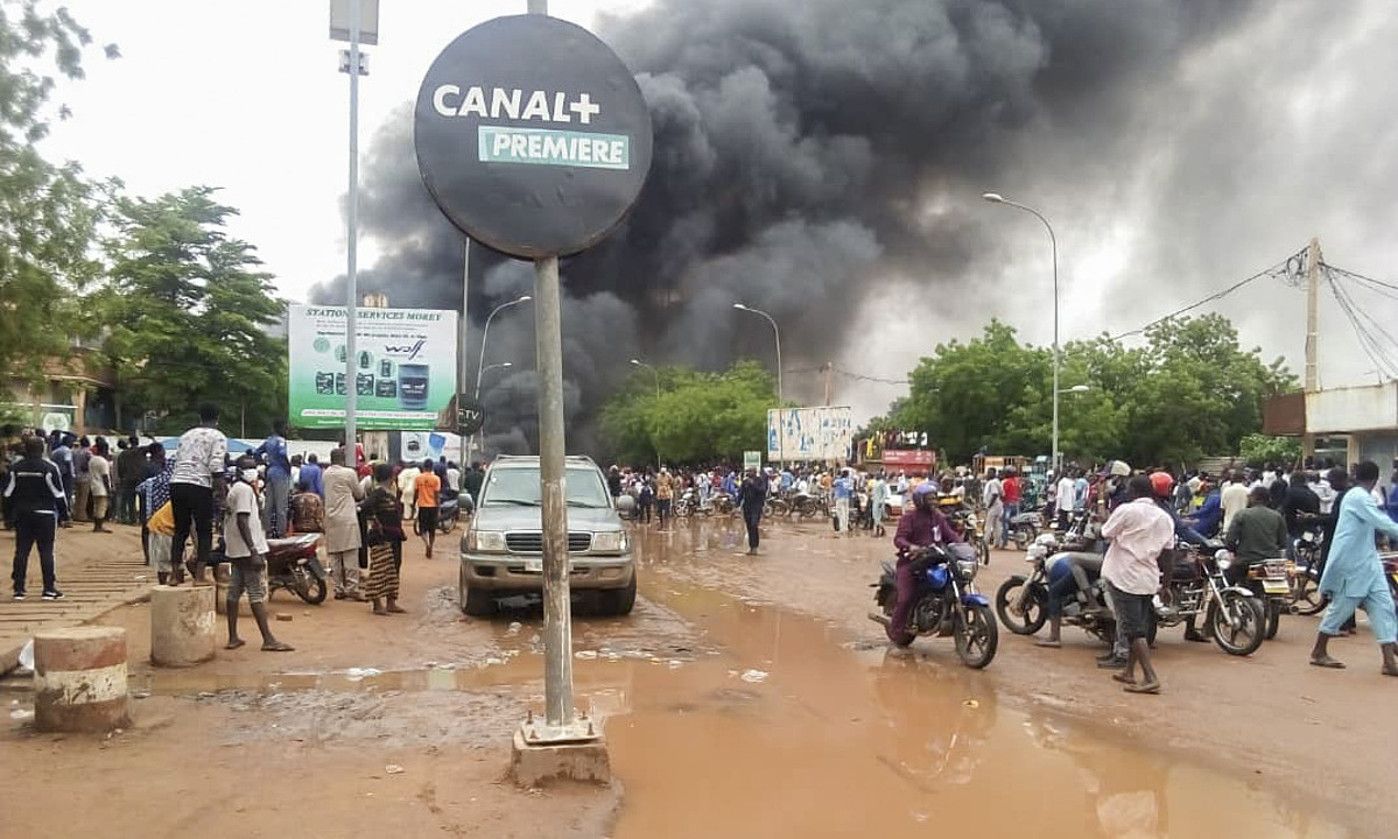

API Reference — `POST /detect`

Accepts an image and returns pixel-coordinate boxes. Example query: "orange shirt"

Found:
[414,472,441,508]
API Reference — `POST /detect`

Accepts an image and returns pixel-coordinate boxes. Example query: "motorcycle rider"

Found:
[886,482,964,645]
[1225,486,1288,578]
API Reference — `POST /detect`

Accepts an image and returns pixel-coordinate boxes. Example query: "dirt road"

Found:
[0,517,1387,837]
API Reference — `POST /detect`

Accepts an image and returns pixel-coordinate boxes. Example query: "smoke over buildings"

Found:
[311,0,1398,455]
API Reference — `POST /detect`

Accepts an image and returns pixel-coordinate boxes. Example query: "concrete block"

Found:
[32,626,130,733]
[150,585,216,667]
[510,728,611,787]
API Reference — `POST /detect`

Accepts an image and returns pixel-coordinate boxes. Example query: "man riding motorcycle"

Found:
[887,482,964,645]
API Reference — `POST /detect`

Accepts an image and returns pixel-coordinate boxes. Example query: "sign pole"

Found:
[459,238,471,458]
[526,0,575,735]
[533,254,574,729]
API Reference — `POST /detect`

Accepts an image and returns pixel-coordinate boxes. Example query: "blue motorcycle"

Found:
[870,543,999,668]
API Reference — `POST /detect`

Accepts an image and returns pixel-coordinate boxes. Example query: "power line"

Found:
[1108,248,1307,341]
[1324,269,1398,380]
[1321,261,1398,293]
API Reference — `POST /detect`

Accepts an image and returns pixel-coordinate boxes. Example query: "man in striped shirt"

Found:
[4,437,70,600]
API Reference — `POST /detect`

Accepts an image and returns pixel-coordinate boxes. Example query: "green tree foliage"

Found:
[1238,433,1302,468]
[0,2,114,377]
[98,187,286,435]
[894,314,1295,467]
[600,360,776,465]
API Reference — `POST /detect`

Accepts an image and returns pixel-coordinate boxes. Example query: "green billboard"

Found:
[288,304,458,430]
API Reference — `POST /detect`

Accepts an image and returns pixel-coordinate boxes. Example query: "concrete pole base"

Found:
[150,584,216,667]
[510,728,611,787]
[33,626,130,734]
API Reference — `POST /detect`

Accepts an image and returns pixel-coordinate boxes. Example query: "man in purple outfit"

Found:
[886,482,963,646]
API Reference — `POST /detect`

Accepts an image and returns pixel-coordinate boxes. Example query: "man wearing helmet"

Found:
[886,481,964,645]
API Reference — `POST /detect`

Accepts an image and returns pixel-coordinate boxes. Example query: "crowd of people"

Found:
[1,408,492,650]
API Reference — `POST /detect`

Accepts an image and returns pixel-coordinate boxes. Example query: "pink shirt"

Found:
[1101,497,1175,595]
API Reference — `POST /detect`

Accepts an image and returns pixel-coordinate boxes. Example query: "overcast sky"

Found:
[40,0,1398,422]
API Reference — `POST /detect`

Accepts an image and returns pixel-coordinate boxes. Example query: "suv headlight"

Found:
[467,530,507,553]
[591,531,628,553]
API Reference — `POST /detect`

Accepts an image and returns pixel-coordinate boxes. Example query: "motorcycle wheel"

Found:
[294,569,328,605]
[1290,572,1326,616]
[954,604,999,669]
[977,537,991,566]
[1264,600,1281,640]
[994,577,1047,635]
[1208,593,1265,656]
[676,501,693,518]
[769,499,791,518]
[438,514,456,535]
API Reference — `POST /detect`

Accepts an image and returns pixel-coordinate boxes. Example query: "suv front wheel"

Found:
[462,584,497,617]
[596,575,637,617]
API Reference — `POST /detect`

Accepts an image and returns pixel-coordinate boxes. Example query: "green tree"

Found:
[894,315,1294,467]
[1238,433,1302,468]
[599,360,776,465]
[97,187,286,435]
[0,3,114,378]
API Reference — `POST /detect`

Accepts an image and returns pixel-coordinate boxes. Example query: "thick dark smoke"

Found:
[312,0,1268,457]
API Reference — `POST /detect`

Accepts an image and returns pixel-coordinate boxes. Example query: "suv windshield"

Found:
[480,466,611,509]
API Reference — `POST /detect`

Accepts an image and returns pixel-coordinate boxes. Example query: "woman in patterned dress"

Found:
[360,463,406,616]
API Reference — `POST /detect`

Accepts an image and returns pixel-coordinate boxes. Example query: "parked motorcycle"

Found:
[996,535,1118,645]
[1008,509,1042,550]
[947,508,991,565]
[1230,554,1292,640]
[868,543,999,668]
[1288,525,1328,616]
[437,492,470,535]
[787,491,828,520]
[1156,543,1266,656]
[265,533,329,605]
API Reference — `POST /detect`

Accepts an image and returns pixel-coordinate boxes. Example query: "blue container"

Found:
[398,363,430,410]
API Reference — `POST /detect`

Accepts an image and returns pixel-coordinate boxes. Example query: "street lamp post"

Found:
[475,295,532,399]
[734,303,783,466]
[982,192,1061,471]
[475,362,513,398]
[470,296,529,458]
[630,359,661,469]
[629,358,660,398]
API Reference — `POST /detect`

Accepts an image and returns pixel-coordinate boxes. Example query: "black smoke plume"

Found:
[312,0,1266,457]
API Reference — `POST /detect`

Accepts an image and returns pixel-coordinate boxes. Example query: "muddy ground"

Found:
[1,516,1390,837]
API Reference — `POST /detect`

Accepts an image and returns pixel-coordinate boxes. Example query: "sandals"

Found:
[1309,657,1346,669]
[1124,682,1162,695]
[224,639,246,650]
[261,641,295,652]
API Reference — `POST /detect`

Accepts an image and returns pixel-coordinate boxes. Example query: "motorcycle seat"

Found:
[267,534,319,550]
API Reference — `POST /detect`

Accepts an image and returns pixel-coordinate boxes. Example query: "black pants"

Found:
[12,511,57,594]
[170,483,214,570]
[743,509,761,550]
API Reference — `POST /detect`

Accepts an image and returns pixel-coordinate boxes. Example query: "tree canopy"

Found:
[600,360,776,465]
[890,314,1294,467]
[0,2,116,379]
[96,187,286,435]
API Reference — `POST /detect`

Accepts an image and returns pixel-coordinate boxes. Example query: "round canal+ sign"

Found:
[413,14,653,260]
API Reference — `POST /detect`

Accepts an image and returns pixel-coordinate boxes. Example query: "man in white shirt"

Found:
[87,439,113,533]
[170,404,228,583]
[982,469,1004,549]
[1309,473,1335,514]
[223,456,293,652]
[1056,471,1077,529]
[1220,470,1250,532]
[1100,475,1176,694]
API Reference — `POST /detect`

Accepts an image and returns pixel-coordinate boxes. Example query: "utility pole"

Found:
[1304,236,1321,392]
[1302,236,1321,461]
[823,362,833,406]
[460,238,471,456]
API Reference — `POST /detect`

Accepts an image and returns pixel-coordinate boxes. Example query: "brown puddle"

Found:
[133,522,1349,838]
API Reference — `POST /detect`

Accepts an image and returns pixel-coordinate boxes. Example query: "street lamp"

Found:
[983,192,1062,471]
[732,303,783,404]
[629,358,660,398]
[1058,384,1090,394]
[478,361,513,389]
[475,295,531,398]
[734,302,783,466]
